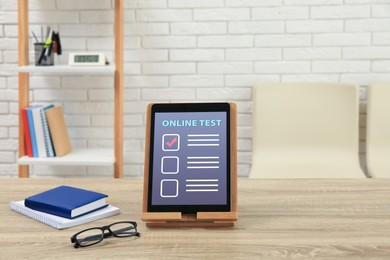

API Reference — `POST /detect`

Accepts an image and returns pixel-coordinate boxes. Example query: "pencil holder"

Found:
[34,43,54,66]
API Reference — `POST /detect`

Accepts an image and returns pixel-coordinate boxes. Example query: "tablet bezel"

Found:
[147,103,231,214]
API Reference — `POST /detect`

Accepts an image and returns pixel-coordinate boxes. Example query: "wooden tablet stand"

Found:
[141,103,238,227]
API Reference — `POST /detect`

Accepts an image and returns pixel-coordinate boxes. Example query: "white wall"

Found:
[0,0,389,177]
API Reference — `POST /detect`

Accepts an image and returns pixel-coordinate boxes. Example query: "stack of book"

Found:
[21,105,72,157]
[9,186,120,229]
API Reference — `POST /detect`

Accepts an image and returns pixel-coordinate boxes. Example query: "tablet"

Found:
[147,103,231,214]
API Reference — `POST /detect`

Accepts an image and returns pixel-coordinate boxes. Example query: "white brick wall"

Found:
[0,0,389,178]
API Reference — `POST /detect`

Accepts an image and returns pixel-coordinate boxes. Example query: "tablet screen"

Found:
[148,103,231,214]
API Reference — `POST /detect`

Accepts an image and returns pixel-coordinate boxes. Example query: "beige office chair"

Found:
[250,83,365,178]
[366,84,390,178]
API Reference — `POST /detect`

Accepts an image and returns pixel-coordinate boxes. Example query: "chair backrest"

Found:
[366,84,390,177]
[251,82,363,178]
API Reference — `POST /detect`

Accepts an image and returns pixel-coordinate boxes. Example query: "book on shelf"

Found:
[24,185,109,219]
[40,104,55,157]
[26,105,40,157]
[10,201,120,229]
[46,106,72,156]
[21,104,72,158]
[21,107,33,157]
[31,105,47,157]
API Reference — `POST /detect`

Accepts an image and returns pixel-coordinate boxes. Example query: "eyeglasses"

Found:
[70,221,140,248]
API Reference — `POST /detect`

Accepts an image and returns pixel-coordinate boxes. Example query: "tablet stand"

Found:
[141,103,238,227]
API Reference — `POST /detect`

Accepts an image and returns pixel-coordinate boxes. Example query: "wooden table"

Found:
[1,178,390,259]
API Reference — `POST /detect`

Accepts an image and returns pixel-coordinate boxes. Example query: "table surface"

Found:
[1,178,390,259]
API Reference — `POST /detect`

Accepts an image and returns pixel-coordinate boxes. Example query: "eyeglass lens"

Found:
[110,222,137,237]
[75,228,104,247]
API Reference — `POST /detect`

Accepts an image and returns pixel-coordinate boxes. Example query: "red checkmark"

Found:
[166,137,177,148]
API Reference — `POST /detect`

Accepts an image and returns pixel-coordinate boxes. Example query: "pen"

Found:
[32,31,39,43]
[44,29,53,57]
[57,32,62,55]
[45,26,50,40]
[48,31,54,56]
[52,32,62,55]
[37,28,52,65]
[37,45,46,65]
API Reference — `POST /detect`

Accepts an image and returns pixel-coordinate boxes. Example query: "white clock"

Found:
[68,52,107,66]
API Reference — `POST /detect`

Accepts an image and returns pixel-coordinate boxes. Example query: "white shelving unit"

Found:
[17,0,124,178]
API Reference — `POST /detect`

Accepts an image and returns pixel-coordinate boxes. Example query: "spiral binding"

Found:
[40,108,55,157]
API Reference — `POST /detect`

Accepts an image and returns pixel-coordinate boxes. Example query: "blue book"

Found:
[26,106,40,157]
[24,186,108,219]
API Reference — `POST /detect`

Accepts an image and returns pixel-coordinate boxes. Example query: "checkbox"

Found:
[161,156,179,174]
[160,179,179,198]
[162,134,180,151]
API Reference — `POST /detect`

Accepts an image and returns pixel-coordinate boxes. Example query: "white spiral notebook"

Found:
[40,105,55,157]
[9,200,120,229]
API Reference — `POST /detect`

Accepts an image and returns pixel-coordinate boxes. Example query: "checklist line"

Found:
[187,156,219,159]
[186,189,219,192]
[188,134,219,137]
[186,179,218,182]
[187,139,219,142]
[187,161,219,164]
[186,184,218,187]
[188,144,219,147]
[187,166,219,169]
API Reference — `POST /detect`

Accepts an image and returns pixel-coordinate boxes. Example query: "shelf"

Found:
[17,65,115,75]
[18,0,124,178]
[17,148,115,166]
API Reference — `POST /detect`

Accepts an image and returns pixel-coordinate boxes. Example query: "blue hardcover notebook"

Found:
[24,186,108,219]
